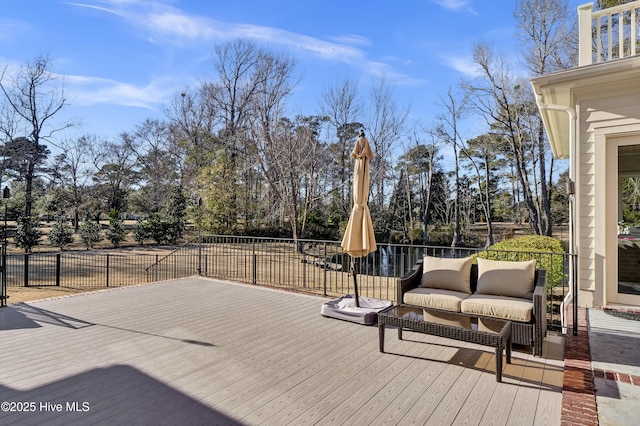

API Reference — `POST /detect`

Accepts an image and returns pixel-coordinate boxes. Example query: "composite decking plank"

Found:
[506,339,563,426]
[313,330,452,425]
[248,329,411,426]
[169,308,372,403]
[423,349,490,426]
[505,353,545,425]
[449,351,499,425]
[263,331,442,425]
[331,333,458,426]
[366,333,461,425]
[238,334,385,424]
[393,340,484,425]
[533,338,564,426]
[0,277,563,425]
[203,322,377,413]
[477,349,530,425]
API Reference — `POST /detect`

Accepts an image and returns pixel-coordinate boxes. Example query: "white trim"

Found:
[605,132,640,307]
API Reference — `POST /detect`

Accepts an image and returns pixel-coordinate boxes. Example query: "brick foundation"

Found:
[561,306,598,425]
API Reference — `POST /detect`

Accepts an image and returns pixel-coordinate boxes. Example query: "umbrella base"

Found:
[321,294,392,325]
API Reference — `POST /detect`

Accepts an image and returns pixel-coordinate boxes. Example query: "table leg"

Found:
[379,322,385,352]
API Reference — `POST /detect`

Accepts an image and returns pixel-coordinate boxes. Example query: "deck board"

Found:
[0,277,563,425]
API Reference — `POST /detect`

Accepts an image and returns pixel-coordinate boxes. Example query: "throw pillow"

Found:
[420,255,473,294]
[476,258,536,299]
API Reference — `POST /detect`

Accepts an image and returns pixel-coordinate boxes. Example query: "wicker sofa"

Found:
[397,256,547,357]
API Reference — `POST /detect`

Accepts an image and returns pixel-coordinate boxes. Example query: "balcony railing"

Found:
[0,235,578,333]
[579,1,640,66]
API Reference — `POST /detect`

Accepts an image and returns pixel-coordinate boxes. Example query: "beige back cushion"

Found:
[476,258,536,299]
[420,256,473,294]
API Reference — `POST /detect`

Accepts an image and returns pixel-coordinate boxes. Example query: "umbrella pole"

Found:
[351,257,360,307]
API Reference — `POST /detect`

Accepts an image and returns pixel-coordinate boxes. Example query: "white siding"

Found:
[577,87,640,306]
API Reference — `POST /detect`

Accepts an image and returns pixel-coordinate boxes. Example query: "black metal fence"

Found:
[1,235,577,331]
[145,235,577,331]
[0,244,6,307]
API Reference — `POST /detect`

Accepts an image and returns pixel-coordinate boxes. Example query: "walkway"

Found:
[562,306,640,425]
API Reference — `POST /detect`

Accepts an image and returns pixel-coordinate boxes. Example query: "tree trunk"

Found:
[484,157,495,247]
[451,143,463,247]
[538,120,553,236]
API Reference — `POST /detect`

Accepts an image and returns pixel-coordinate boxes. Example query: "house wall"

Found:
[577,85,640,307]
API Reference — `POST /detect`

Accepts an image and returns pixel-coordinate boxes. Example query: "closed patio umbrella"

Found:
[341,130,377,307]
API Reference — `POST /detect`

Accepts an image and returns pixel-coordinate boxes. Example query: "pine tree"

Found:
[106,209,126,247]
[133,220,149,245]
[48,215,74,250]
[79,220,104,249]
[165,188,186,244]
[14,216,43,253]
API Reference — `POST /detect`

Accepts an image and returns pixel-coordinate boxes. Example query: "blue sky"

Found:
[0,0,585,144]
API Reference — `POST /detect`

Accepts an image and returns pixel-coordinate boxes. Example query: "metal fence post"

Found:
[252,239,256,284]
[0,245,6,307]
[302,244,307,289]
[106,254,110,287]
[323,242,327,296]
[197,235,202,276]
[56,253,61,287]
[24,254,29,287]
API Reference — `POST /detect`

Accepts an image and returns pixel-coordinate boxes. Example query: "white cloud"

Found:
[365,61,423,86]
[431,0,477,15]
[70,1,365,61]
[147,12,221,41]
[329,34,371,46]
[441,54,481,77]
[67,0,415,83]
[0,19,30,41]
[64,74,179,110]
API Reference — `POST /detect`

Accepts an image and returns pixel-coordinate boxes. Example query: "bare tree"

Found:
[462,133,508,247]
[126,119,180,215]
[366,78,408,214]
[199,40,298,231]
[252,115,330,244]
[320,79,362,217]
[399,130,443,244]
[50,135,97,231]
[166,88,220,170]
[515,0,578,74]
[89,135,139,217]
[0,55,76,216]
[243,50,333,244]
[435,88,467,247]
[515,0,577,236]
[464,43,544,235]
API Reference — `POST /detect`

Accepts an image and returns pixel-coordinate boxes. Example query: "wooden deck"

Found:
[0,278,564,425]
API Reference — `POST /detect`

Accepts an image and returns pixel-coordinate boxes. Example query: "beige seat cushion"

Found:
[461,294,533,322]
[404,287,468,312]
[421,255,473,294]
[476,258,536,299]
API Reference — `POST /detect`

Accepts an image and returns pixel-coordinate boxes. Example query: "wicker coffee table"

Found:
[378,305,512,382]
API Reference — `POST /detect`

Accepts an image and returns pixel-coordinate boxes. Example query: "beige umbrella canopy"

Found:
[341,130,377,307]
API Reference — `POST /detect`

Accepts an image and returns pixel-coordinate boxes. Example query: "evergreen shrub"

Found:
[48,216,74,250]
